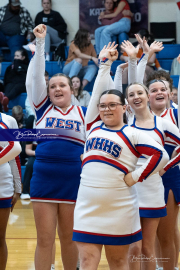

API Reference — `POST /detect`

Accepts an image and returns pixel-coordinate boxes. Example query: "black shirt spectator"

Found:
[34,0,67,61]
[0,0,34,60]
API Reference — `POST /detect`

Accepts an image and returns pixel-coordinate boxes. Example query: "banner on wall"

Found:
[79,0,148,39]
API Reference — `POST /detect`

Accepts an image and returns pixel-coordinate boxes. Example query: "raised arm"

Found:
[135,34,164,83]
[114,62,128,92]
[85,43,118,134]
[124,130,169,186]
[121,40,139,84]
[32,24,48,108]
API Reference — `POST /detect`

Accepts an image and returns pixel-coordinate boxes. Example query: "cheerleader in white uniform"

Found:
[0,112,21,270]
[125,37,180,270]
[26,24,87,270]
[72,44,169,270]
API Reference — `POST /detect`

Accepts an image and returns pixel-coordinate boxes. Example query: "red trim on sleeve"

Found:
[77,106,84,125]
[0,141,14,159]
[15,155,21,180]
[87,115,101,131]
[33,96,48,109]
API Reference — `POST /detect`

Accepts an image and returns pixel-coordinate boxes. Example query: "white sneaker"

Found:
[20,193,30,200]
[51,264,55,270]
[23,43,32,51]
[45,54,50,61]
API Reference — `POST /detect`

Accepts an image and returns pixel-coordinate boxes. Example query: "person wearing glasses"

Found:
[72,43,169,270]
[117,39,180,270]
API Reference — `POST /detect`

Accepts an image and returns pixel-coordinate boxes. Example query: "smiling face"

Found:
[48,76,72,109]
[127,84,149,112]
[148,81,169,111]
[99,94,126,128]
[14,51,25,60]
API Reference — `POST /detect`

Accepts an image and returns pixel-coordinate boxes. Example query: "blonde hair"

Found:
[126,82,149,98]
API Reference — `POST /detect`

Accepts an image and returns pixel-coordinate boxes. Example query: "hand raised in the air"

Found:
[33,24,46,39]
[99,42,118,62]
[135,34,150,54]
[121,40,140,59]
[150,41,164,53]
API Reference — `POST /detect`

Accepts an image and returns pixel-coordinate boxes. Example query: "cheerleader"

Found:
[125,36,180,270]
[26,24,86,270]
[72,43,169,270]
[0,112,21,270]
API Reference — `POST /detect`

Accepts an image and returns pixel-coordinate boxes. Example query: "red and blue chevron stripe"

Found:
[154,128,164,146]
[82,155,128,175]
[117,131,140,158]
[134,144,163,182]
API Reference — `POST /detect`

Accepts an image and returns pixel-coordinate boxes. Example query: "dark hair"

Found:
[138,28,154,42]
[42,0,52,3]
[74,29,90,50]
[15,49,29,64]
[100,89,127,123]
[113,0,121,8]
[71,76,84,99]
[146,70,173,92]
[45,70,49,77]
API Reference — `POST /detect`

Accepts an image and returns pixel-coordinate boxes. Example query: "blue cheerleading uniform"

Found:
[26,37,86,203]
[157,108,180,204]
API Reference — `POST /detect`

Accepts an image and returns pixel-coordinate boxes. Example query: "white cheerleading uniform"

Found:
[129,115,180,217]
[0,113,21,208]
[73,59,169,246]
[26,37,86,203]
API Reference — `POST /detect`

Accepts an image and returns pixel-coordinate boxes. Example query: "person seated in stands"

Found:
[95,0,132,55]
[71,76,91,107]
[12,105,28,165]
[20,117,36,200]
[121,29,166,84]
[171,86,178,106]
[32,0,67,61]
[0,0,34,61]
[0,49,29,112]
[63,29,98,89]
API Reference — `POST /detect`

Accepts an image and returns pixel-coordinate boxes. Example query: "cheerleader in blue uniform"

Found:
[0,112,21,270]
[26,24,86,270]
[72,43,169,270]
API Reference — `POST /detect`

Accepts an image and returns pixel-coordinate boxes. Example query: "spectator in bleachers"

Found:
[32,0,67,61]
[171,86,178,105]
[12,105,29,165]
[95,0,131,55]
[71,76,91,107]
[0,49,29,112]
[0,0,34,61]
[63,29,98,89]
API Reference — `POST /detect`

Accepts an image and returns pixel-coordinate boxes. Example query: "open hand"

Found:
[33,24,46,39]
[150,41,164,53]
[121,40,139,59]
[135,34,150,54]
[99,42,118,62]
